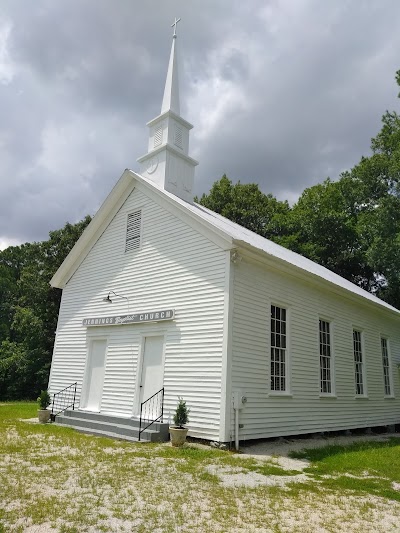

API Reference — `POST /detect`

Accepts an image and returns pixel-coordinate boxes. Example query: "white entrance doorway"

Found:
[82,339,107,411]
[139,336,164,416]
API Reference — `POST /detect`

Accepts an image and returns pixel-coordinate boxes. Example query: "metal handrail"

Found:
[50,382,77,422]
[138,388,164,441]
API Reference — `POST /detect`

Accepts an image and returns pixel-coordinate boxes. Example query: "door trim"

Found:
[133,332,166,417]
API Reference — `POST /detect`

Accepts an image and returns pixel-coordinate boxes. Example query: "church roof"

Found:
[194,202,400,315]
[51,168,400,318]
[140,172,400,316]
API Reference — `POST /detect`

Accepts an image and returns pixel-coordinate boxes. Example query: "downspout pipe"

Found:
[234,404,239,451]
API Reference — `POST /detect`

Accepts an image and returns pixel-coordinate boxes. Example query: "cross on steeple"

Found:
[171,17,181,38]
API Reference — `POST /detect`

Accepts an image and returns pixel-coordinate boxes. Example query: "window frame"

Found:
[353,328,367,398]
[319,317,335,397]
[269,303,291,395]
[381,336,394,398]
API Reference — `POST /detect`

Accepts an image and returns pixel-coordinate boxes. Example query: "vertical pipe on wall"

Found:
[234,406,239,451]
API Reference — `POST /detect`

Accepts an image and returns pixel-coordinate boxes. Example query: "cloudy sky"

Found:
[1,0,400,249]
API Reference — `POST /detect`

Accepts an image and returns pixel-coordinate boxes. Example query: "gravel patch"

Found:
[206,463,310,488]
[20,417,41,424]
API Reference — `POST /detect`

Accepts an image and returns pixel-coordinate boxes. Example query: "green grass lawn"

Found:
[290,438,400,501]
[1,402,400,532]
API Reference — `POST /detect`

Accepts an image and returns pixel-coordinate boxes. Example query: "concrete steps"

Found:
[54,409,169,442]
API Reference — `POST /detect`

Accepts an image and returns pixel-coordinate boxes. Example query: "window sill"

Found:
[269,392,292,397]
[319,394,337,399]
[384,395,396,399]
[354,395,369,400]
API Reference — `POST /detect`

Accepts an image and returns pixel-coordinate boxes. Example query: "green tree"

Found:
[286,177,377,291]
[345,78,400,306]
[0,216,91,400]
[196,72,400,309]
[196,174,291,241]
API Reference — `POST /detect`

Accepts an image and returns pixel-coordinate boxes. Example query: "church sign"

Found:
[82,309,175,327]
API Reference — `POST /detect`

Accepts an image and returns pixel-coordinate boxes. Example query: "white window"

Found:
[353,330,365,395]
[381,337,392,396]
[271,305,287,392]
[125,210,141,252]
[319,320,332,394]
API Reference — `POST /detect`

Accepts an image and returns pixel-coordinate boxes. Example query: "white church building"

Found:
[48,23,400,444]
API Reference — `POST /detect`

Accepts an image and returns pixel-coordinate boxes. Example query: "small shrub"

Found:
[173,397,190,428]
[37,390,50,410]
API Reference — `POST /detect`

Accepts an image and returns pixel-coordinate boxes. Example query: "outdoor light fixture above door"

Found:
[102,291,130,312]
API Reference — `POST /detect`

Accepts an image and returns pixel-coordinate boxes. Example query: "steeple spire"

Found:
[161,24,180,115]
[137,17,198,204]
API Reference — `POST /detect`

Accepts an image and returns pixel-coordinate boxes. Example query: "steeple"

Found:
[137,18,198,203]
[161,18,180,115]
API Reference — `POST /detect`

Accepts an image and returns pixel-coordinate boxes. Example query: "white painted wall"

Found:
[229,254,400,442]
[49,183,400,444]
[49,185,227,441]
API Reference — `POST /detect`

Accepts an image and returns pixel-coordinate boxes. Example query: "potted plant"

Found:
[37,390,51,423]
[169,397,190,447]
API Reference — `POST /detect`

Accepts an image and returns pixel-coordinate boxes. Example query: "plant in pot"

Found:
[37,390,51,423]
[169,397,190,447]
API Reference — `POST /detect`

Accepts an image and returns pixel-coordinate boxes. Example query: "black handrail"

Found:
[50,382,77,422]
[138,388,164,441]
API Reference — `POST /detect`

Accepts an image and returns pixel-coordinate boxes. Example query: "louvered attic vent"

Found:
[154,125,163,147]
[174,126,183,148]
[125,210,141,252]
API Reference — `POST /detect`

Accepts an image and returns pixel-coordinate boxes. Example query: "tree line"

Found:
[1,71,399,400]
[0,217,91,400]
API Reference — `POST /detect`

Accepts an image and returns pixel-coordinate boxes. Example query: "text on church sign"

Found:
[82,309,175,326]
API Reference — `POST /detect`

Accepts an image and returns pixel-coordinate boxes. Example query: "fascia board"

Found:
[50,169,135,289]
[234,240,400,319]
[132,173,234,251]
[137,144,199,166]
[146,110,193,130]
[165,144,199,165]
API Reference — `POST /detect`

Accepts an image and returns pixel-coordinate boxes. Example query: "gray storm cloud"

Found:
[0,0,399,247]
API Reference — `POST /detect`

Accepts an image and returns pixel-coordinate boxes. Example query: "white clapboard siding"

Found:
[49,188,227,441]
[230,256,400,440]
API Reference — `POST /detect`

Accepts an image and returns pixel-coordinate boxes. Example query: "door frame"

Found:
[133,330,167,417]
[81,334,109,411]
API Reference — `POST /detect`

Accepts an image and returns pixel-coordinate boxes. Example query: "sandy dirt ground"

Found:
[2,422,400,532]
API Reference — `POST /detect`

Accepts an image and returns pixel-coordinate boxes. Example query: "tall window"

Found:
[271,305,287,392]
[381,338,392,396]
[353,330,364,395]
[319,320,332,394]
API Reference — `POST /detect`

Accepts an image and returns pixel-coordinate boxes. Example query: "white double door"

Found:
[81,335,164,416]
